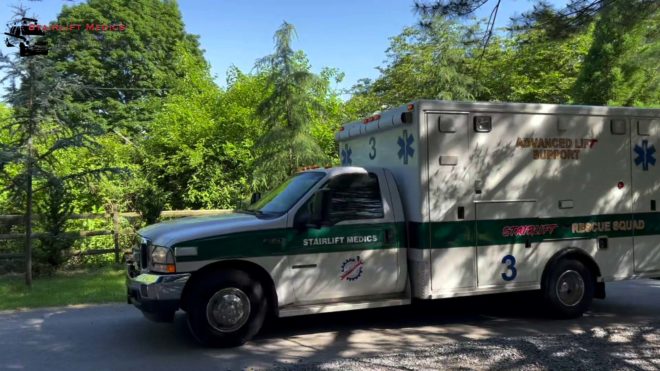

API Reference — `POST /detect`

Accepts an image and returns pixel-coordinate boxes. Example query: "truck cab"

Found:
[127,166,409,347]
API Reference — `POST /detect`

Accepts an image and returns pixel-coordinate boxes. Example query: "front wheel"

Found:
[186,270,267,347]
[543,259,594,318]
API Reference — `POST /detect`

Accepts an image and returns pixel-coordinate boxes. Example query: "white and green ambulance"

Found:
[127,100,660,347]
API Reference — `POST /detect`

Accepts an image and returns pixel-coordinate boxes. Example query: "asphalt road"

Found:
[1,279,659,370]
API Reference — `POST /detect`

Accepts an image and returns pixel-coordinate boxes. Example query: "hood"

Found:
[138,212,286,247]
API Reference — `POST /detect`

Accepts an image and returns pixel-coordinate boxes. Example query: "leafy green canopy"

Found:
[573,1,660,106]
[477,26,592,103]
[346,17,479,118]
[47,0,205,134]
[36,0,214,213]
[347,3,658,116]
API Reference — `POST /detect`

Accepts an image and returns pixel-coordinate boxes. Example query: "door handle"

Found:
[263,237,285,248]
[292,264,317,269]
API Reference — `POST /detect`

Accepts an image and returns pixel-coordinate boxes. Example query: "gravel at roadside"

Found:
[274,324,660,371]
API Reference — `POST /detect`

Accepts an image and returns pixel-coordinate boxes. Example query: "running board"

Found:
[279,297,410,317]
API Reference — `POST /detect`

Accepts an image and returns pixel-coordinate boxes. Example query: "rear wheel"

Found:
[186,270,267,347]
[543,259,594,318]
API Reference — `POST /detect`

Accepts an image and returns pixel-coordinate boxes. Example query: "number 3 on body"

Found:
[368,137,376,160]
[501,254,517,281]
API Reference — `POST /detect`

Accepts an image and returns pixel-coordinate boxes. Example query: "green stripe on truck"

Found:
[174,212,660,262]
[417,211,660,249]
[174,222,406,262]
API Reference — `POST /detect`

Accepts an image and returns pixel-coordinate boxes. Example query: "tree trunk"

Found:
[25,143,33,287]
[25,60,35,288]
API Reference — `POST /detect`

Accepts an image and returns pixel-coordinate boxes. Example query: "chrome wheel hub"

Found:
[556,270,585,307]
[206,288,251,332]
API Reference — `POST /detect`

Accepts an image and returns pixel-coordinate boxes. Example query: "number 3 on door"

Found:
[501,254,517,281]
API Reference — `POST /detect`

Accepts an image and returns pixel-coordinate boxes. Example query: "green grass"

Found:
[0,266,126,311]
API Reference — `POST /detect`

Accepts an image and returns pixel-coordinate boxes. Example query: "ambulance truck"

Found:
[127,100,660,347]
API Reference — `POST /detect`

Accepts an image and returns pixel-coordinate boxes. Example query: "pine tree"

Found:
[0,8,105,286]
[253,22,328,188]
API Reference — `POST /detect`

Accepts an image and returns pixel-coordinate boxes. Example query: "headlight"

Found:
[150,246,176,273]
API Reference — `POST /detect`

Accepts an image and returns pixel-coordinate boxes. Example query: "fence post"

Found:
[112,204,120,263]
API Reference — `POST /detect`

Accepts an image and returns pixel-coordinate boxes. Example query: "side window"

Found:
[326,173,384,223]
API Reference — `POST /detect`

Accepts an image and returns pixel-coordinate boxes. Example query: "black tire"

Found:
[543,259,594,319]
[186,269,267,347]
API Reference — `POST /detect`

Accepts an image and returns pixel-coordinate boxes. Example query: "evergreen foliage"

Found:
[252,22,330,188]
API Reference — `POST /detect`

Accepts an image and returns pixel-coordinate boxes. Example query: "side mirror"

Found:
[250,192,261,204]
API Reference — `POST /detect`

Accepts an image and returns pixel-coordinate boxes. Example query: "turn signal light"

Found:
[152,263,176,273]
[298,165,321,171]
[363,114,382,124]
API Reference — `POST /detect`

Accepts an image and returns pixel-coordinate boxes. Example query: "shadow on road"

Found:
[1,280,658,370]
[259,290,547,339]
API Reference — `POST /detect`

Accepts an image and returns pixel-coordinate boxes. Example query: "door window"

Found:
[326,173,384,223]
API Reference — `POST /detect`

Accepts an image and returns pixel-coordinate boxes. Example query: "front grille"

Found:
[140,238,149,269]
[132,236,150,270]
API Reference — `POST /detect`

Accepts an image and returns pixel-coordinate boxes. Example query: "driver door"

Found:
[286,171,402,303]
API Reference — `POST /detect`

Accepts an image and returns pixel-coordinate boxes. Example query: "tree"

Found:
[36,177,75,272]
[308,67,346,161]
[0,8,105,285]
[47,0,205,134]
[414,0,658,40]
[40,0,214,214]
[252,22,329,188]
[477,26,592,103]
[142,44,241,209]
[346,16,478,117]
[413,0,659,107]
[572,2,659,106]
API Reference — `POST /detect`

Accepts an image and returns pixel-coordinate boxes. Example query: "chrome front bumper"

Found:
[126,268,191,321]
[127,272,191,301]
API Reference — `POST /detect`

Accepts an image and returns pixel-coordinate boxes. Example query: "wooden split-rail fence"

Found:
[0,209,232,263]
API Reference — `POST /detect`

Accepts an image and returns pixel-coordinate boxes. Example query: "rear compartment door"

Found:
[425,112,477,293]
[475,201,542,288]
[631,118,660,273]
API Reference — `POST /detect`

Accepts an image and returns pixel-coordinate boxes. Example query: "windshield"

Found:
[248,172,325,214]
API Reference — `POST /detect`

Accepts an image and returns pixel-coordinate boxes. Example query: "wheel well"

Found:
[541,247,605,299]
[180,260,279,317]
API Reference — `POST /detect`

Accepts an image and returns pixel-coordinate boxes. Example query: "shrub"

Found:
[35,178,76,272]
